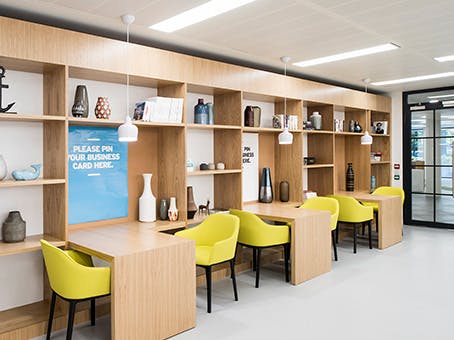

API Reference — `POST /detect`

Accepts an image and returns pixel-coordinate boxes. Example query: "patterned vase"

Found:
[94,97,111,119]
[168,197,178,221]
[346,163,354,191]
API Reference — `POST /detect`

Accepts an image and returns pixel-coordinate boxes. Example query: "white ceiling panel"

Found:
[2,0,454,92]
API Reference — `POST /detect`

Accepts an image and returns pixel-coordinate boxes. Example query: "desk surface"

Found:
[243,201,329,221]
[69,221,189,261]
[335,190,400,203]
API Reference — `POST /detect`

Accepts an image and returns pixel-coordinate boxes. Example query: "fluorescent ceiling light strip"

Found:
[371,72,454,86]
[427,94,454,99]
[434,55,454,62]
[293,43,399,68]
[149,0,256,32]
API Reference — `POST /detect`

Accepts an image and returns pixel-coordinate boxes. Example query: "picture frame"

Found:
[372,121,388,134]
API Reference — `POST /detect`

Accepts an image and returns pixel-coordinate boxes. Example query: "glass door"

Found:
[405,86,454,228]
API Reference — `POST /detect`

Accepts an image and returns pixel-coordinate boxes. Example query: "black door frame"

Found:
[403,85,454,229]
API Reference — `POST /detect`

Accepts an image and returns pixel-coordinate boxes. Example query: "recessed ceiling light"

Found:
[293,43,399,68]
[371,72,454,86]
[429,99,439,103]
[149,0,256,33]
[427,94,454,99]
[434,55,454,62]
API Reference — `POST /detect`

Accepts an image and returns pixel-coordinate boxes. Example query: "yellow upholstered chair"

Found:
[229,209,290,288]
[329,195,374,253]
[40,240,110,340]
[299,197,339,261]
[362,186,405,232]
[175,214,240,313]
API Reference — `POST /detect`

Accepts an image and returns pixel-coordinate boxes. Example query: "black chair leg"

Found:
[368,220,372,249]
[252,247,256,271]
[46,291,57,340]
[66,300,77,340]
[331,230,338,261]
[283,244,290,282]
[353,224,357,254]
[90,298,96,326]
[335,225,339,243]
[362,224,365,235]
[230,259,238,301]
[205,266,212,313]
[255,248,261,288]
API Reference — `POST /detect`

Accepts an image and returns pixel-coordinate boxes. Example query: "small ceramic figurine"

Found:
[12,164,41,181]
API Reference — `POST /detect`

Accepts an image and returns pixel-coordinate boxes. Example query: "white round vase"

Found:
[0,155,7,181]
[139,173,156,222]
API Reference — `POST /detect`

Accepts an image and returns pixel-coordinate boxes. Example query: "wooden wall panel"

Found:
[214,91,242,126]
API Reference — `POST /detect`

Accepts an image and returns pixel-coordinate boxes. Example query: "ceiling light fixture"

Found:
[360,78,372,145]
[434,55,454,63]
[149,0,257,33]
[118,14,138,142]
[278,56,293,145]
[427,94,454,99]
[293,43,399,68]
[371,72,454,86]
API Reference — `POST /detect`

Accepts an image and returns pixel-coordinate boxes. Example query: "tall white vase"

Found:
[139,173,156,222]
[0,155,7,181]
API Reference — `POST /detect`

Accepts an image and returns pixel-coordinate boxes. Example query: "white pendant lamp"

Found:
[360,78,373,145]
[278,56,293,145]
[118,14,138,142]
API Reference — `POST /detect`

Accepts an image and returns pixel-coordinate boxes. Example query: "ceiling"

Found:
[1,0,454,94]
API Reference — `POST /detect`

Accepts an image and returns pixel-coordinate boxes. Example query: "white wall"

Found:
[389,91,403,188]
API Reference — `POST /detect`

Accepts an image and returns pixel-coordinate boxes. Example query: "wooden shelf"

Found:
[0,113,65,122]
[0,179,65,188]
[187,169,242,176]
[371,161,391,165]
[0,234,65,257]
[68,117,123,126]
[139,220,186,232]
[334,132,363,136]
[135,121,185,128]
[371,134,390,137]
[303,130,333,135]
[303,164,334,169]
[186,123,240,130]
[243,127,302,133]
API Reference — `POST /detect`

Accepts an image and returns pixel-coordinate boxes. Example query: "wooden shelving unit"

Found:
[0,16,392,339]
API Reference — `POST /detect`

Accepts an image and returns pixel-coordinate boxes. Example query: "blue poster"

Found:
[68,126,128,224]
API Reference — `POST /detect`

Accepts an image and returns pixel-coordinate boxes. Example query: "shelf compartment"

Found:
[68,117,123,126]
[0,113,66,122]
[0,234,65,257]
[187,123,240,130]
[187,169,242,176]
[303,164,334,169]
[0,179,65,188]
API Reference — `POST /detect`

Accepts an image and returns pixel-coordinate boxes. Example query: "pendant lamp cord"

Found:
[126,22,130,118]
[284,61,287,128]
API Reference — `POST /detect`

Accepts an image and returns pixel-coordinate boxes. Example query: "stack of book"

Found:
[133,97,184,123]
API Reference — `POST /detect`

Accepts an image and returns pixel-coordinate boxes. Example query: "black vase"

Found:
[346,163,354,191]
[244,106,254,127]
[159,199,168,220]
[2,211,26,243]
[259,167,273,203]
[72,85,89,118]
[187,186,198,219]
[279,181,289,202]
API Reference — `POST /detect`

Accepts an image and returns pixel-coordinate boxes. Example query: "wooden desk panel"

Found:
[243,203,331,285]
[69,223,195,340]
[336,191,403,249]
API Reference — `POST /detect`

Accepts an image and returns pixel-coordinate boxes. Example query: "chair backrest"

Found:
[196,213,240,246]
[372,186,405,205]
[299,197,339,230]
[329,195,373,222]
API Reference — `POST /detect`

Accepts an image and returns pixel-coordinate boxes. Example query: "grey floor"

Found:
[36,225,454,340]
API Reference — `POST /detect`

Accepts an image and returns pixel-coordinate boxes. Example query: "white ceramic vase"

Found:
[168,197,178,222]
[139,173,156,222]
[0,155,7,181]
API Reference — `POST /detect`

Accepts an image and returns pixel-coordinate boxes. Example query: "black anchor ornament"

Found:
[0,66,16,113]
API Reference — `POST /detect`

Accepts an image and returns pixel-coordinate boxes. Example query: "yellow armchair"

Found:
[41,240,110,340]
[229,209,290,288]
[175,214,240,313]
[329,195,374,253]
[299,197,339,261]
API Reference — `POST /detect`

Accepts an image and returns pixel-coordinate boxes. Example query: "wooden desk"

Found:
[336,191,403,249]
[69,222,196,340]
[243,202,331,285]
